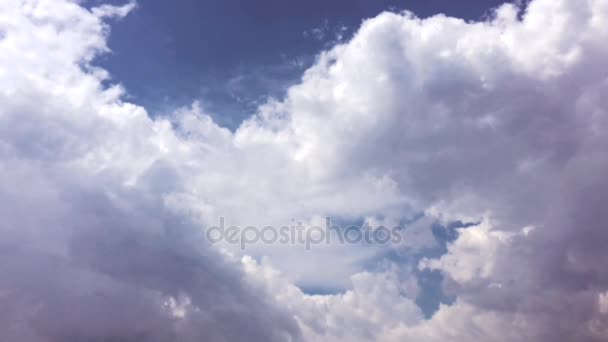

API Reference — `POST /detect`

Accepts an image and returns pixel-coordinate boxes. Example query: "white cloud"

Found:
[1,0,608,341]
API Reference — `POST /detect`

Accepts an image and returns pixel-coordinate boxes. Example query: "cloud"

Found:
[236,0,608,340]
[0,1,300,341]
[1,0,608,341]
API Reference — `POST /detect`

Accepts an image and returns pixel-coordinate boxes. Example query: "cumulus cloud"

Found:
[0,1,300,341]
[239,0,608,340]
[1,0,608,341]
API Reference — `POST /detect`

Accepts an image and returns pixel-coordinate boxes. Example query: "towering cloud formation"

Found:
[1,0,607,341]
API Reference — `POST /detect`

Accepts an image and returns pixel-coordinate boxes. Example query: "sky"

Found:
[90,0,506,127]
[2,0,608,341]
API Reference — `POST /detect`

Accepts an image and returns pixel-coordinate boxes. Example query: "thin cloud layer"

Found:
[1,0,608,341]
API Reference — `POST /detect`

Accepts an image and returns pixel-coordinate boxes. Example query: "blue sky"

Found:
[94,0,505,128]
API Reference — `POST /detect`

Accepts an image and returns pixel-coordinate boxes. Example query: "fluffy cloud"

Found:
[0,1,300,341]
[1,0,608,341]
